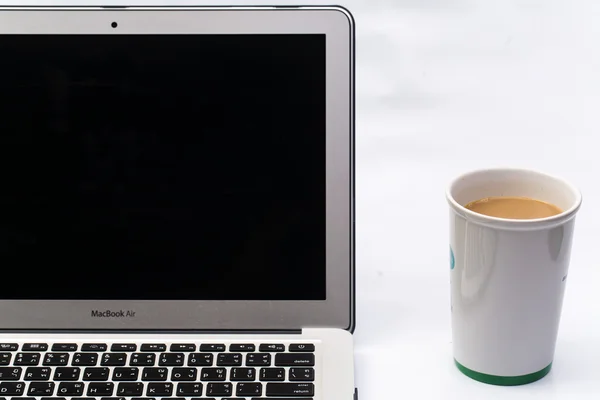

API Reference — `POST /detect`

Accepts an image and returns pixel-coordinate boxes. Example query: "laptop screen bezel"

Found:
[0,6,354,332]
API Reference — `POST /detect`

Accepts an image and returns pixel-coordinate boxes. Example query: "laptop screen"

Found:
[0,34,326,301]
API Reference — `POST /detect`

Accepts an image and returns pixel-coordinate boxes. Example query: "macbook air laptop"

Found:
[0,5,355,400]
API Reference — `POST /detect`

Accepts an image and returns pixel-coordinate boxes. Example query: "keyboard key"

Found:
[112,367,139,381]
[231,367,256,381]
[40,398,66,400]
[0,353,11,365]
[159,353,184,366]
[200,368,226,381]
[51,344,78,352]
[131,353,156,366]
[142,367,168,381]
[22,343,48,351]
[176,383,203,396]
[140,344,166,352]
[146,382,173,397]
[236,383,262,397]
[87,382,114,396]
[27,382,55,396]
[101,353,127,366]
[0,367,21,380]
[199,344,225,352]
[132,398,157,400]
[57,382,84,396]
[260,368,285,382]
[0,382,25,395]
[83,367,110,381]
[266,383,314,397]
[254,398,313,400]
[229,344,255,352]
[216,353,242,366]
[247,353,271,366]
[24,367,51,381]
[205,383,231,397]
[188,353,213,366]
[289,368,315,381]
[14,353,40,366]
[275,353,315,367]
[0,344,18,351]
[43,353,69,366]
[117,382,144,396]
[259,344,285,352]
[171,368,197,381]
[111,344,137,352]
[54,367,81,381]
[289,344,315,352]
[81,344,107,352]
[169,344,195,352]
[73,353,98,366]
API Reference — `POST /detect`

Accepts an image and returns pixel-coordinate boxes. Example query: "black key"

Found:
[131,353,156,366]
[158,353,184,366]
[142,367,168,381]
[0,382,25,396]
[116,382,144,396]
[200,368,226,381]
[231,367,256,381]
[87,383,114,397]
[24,367,51,381]
[112,367,139,381]
[132,398,157,400]
[140,344,166,352]
[14,353,40,366]
[275,353,315,367]
[252,398,312,400]
[246,353,271,366]
[169,344,195,352]
[43,353,69,366]
[146,383,173,397]
[22,343,48,352]
[27,382,55,396]
[216,353,242,366]
[19,398,36,400]
[54,367,81,381]
[176,383,203,396]
[289,344,315,352]
[100,398,126,400]
[188,353,213,366]
[236,383,262,397]
[83,367,110,381]
[205,383,231,397]
[259,344,285,352]
[0,367,22,380]
[199,344,225,352]
[57,382,84,396]
[78,398,98,400]
[101,353,127,366]
[259,368,285,382]
[190,398,216,400]
[81,344,107,352]
[229,344,256,352]
[0,344,18,351]
[51,344,78,352]
[40,398,66,400]
[266,383,314,397]
[110,344,137,352]
[171,368,197,381]
[289,368,315,381]
[0,354,11,366]
[73,353,98,366]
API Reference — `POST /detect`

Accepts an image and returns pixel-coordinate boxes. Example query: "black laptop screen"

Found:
[0,35,326,300]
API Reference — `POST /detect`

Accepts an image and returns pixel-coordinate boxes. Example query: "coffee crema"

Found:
[464,196,562,220]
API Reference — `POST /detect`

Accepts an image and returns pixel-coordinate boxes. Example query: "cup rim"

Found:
[445,167,583,230]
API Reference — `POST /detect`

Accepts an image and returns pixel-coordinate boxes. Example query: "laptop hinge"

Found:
[0,329,303,335]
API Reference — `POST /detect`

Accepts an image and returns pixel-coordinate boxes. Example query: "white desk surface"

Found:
[13,0,600,398]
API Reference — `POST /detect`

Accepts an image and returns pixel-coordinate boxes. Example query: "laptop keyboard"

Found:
[0,342,317,400]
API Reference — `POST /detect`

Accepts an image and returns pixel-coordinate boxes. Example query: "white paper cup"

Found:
[446,168,582,385]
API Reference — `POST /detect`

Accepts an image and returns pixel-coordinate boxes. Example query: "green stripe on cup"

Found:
[454,360,552,386]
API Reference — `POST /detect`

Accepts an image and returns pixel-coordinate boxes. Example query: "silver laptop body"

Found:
[0,6,355,400]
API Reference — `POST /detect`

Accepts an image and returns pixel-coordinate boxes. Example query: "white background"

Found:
[12,0,600,398]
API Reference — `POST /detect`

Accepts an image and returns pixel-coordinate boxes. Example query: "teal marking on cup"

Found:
[450,246,455,270]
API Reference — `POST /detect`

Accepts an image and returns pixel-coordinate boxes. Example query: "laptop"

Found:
[0,5,355,400]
